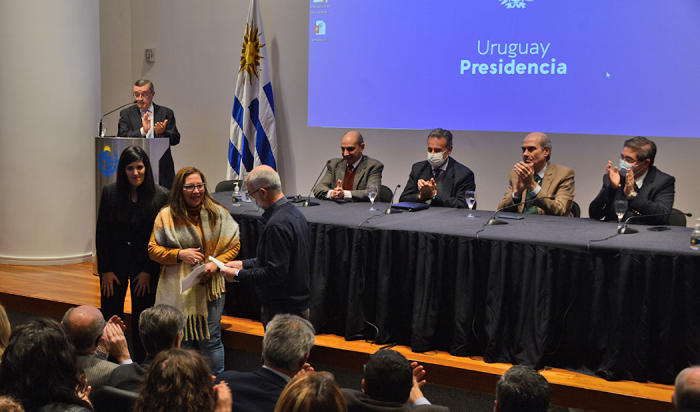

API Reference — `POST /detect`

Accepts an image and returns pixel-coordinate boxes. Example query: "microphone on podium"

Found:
[486,196,556,225]
[301,160,331,207]
[384,185,402,215]
[618,210,692,234]
[99,100,137,136]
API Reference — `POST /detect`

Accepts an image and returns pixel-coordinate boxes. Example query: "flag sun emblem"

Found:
[240,22,265,85]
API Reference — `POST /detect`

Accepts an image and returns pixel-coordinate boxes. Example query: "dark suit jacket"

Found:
[215,367,288,412]
[497,162,575,216]
[118,103,180,189]
[108,356,154,393]
[588,166,675,225]
[398,158,475,208]
[342,389,450,412]
[313,156,384,201]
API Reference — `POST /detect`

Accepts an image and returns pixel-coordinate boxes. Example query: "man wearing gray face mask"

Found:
[589,136,675,225]
[398,128,475,208]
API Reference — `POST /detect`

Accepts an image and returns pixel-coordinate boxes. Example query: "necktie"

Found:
[523,174,543,214]
[343,164,355,191]
[432,168,442,180]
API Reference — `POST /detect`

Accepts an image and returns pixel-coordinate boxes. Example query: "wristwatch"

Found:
[628,191,638,199]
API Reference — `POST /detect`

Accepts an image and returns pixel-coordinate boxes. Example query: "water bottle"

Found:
[691,218,700,250]
[232,182,242,207]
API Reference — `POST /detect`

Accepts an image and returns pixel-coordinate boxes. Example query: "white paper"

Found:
[180,264,205,294]
[209,256,226,271]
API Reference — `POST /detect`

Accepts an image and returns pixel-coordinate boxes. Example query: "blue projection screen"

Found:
[308,0,700,138]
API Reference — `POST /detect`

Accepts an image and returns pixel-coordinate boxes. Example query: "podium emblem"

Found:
[97,145,119,177]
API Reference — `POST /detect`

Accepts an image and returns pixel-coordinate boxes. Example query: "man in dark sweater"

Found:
[223,165,311,327]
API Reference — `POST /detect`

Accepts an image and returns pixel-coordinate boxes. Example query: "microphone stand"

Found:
[99,100,137,136]
[384,185,402,214]
[618,211,692,234]
[486,196,556,225]
[302,160,331,207]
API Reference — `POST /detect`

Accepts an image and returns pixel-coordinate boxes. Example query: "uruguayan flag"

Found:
[228,0,277,180]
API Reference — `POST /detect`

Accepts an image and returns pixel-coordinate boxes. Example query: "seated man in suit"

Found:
[313,131,384,201]
[118,78,180,189]
[61,305,132,393]
[109,304,184,392]
[495,365,551,412]
[589,136,675,225]
[342,349,449,412]
[215,314,316,412]
[497,132,575,216]
[399,128,475,208]
[672,366,700,412]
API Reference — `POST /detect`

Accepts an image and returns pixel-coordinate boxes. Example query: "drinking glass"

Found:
[367,185,378,211]
[614,199,628,228]
[466,191,476,218]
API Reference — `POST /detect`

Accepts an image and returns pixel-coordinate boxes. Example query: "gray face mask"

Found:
[427,151,447,168]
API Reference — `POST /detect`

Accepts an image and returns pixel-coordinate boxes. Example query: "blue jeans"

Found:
[183,294,225,376]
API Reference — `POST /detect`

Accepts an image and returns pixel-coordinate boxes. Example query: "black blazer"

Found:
[118,103,180,189]
[342,389,450,412]
[215,367,288,412]
[96,183,169,280]
[588,166,675,225]
[399,158,475,208]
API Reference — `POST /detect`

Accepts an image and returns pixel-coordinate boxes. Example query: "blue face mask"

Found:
[618,159,633,175]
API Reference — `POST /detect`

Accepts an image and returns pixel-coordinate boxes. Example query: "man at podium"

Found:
[118,79,180,189]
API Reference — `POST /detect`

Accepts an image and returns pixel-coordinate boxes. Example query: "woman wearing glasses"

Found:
[96,146,169,363]
[148,167,240,375]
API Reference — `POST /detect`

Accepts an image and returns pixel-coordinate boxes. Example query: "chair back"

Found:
[215,179,242,193]
[91,386,138,412]
[379,185,394,203]
[669,208,687,227]
[571,201,581,218]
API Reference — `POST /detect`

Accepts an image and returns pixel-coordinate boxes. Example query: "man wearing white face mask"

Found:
[589,136,675,225]
[399,128,475,208]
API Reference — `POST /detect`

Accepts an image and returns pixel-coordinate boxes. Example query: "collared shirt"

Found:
[262,365,292,383]
[513,163,547,200]
[635,169,648,189]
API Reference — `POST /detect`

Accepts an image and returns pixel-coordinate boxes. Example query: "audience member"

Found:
[215,314,316,412]
[109,304,185,392]
[274,371,347,412]
[0,318,92,412]
[342,349,449,412]
[61,305,132,392]
[0,302,10,360]
[0,396,24,412]
[494,365,551,412]
[673,366,700,412]
[133,348,231,412]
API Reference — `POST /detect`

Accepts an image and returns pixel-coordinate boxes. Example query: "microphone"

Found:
[384,185,403,214]
[99,100,137,136]
[302,160,331,207]
[486,196,556,225]
[618,210,692,234]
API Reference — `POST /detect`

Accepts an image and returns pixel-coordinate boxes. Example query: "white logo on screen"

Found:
[314,21,326,35]
[500,0,534,8]
[313,0,327,3]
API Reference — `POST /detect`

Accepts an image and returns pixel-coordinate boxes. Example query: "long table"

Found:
[212,192,700,385]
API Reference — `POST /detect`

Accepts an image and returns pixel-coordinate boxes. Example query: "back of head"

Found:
[674,366,700,410]
[247,165,282,194]
[139,305,185,356]
[624,136,657,166]
[363,349,413,404]
[61,306,105,354]
[263,314,315,371]
[495,365,551,412]
[0,396,24,412]
[0,303,10,356]
[274,371,347,412]
[0,318,90,412]
[134,348,214,412]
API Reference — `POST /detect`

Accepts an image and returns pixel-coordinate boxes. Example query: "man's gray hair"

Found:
[496,365,551,412]
[675,366,700,409]
[428,128,453,148]
[248,167,282,194]
[61,307,105,353]
[539,133,552,162]
[262,314,315,370]
[139,305,185,356]
[134,78,154,93]
[624,136,657,166]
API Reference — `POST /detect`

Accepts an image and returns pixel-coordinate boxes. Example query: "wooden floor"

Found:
[0,263,673,412]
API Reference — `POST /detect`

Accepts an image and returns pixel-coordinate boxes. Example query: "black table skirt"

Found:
[213,193,700,384]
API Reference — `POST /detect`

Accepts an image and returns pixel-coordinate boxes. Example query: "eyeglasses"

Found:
[248,187,266,197]
[133,92,153,99]
[183,183,206,192]
[619,154,638,164]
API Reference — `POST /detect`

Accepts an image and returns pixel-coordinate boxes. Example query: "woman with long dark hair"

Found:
[96,145,169,362]
[0,318,92,412]
[133,348,231,412]
[148,167,240,375]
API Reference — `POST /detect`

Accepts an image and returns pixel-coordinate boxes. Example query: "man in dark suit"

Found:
[494,365,551,412]
[109,304,184,392]
[313,130,384,202]
[118,79,180,189]
[399,128,475,208]
[672,366,700,412]
[589,136,675,225]
[497,132,575,216]
[215,314,316,412]
[342,349,449,412]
